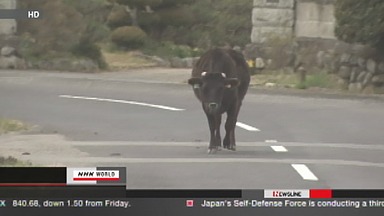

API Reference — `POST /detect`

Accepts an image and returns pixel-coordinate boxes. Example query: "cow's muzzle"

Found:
[205,102,220,114]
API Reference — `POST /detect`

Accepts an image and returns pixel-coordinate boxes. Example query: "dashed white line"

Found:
[59,95,185,111]
[271,146,288,152]
[291,164,318,181]
[236,122,260,131]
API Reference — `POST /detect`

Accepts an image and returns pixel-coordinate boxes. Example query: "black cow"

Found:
[188,48,250,154]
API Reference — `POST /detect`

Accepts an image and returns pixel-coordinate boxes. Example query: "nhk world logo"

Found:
[73,170,120,181]
[264,190,310,198]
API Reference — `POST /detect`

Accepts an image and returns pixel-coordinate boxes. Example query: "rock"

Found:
[358,57,366,68]
[371,75,384,85]
[0,56,26,69]
[323,52,334,72]
[70,59,98,72]
[151,56,170,67]
[356,71,367,83]
[338,66,351,79]
[337,78,348,90]
[34,58,98,72]
[362,85,374,94]
[348,83,362,93]
[340,53,351,64]
[316,51,325,68]
[1,46,16,57]
[349,67,359,83]
[233,46,241,52]
[183,57,196,68]
[378,62,384,74]
[349,55,358,66]
[366,59,377,74]
[170,57,185,68]
[265,82,276,87]
[362,72,373,88]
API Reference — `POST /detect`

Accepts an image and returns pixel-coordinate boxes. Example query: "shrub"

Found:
[107,6,132,28]
[71,38,108,69]
[111,26,148,49]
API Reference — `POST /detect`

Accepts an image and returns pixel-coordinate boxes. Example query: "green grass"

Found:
[0,119,28,135]
[251,70,339,90]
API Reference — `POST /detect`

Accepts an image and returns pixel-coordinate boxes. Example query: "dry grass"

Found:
[0,119,28,135]
[0,156,32,167]
[102,50,157,70]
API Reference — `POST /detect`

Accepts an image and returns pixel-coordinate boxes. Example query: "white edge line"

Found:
[59,95,185,111]
[236,122,260,131]
[271,146,288,152]
[291,164,318,181]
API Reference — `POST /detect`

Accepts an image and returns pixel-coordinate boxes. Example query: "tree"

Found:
[108,0,195,35]
[335,0,384,51]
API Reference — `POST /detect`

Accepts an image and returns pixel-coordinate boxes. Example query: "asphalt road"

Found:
[1,69,384,189]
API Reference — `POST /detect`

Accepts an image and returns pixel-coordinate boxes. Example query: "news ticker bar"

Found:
[0,9,42,19]
[0,167,126,186]
[263,189,384,199]
[1,187,384,199]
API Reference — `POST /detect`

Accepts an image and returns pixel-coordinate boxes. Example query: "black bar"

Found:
[0,9,43,19]
[0,167,66,183]
[333,190,384,198]
[125,190,242,198]
[0,186,126,198]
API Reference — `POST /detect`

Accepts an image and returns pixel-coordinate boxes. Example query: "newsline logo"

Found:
[264,190,309,198]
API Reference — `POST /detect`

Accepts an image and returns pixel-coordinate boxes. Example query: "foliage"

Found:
[18,0,111,69]
[143,40,203,58]
[18,0,85,57]
[107,5,132,28]
[111,26,148,49]
[335,0,384,52]
[0,119,27,134]
[71,39,108,69]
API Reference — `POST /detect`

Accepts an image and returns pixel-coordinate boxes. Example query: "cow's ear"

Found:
[188,77,203,89]
[224,78,239,88]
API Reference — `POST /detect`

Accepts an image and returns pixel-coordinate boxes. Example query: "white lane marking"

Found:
[271,146,288,152]
[291,164,318,181]
[59,95,185,111]
[236,122,260,131]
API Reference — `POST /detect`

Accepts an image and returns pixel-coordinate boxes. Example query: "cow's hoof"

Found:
[228,146,236,151]
[208,148,218,154]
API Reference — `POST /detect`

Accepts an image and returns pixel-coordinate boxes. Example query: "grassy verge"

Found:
[0,156,32,167]
[251,70,340,90]
[0,119,28,135]
[102,50,157,70]
[0,119,31,166]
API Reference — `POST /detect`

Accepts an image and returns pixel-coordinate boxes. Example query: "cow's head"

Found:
[188,72,239,114]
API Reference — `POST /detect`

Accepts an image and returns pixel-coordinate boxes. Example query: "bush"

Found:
[111,26,148,49]
[71,38,108,69]
[107,6,132,28]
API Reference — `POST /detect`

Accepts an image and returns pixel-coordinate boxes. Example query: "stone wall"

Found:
[251,0,295,43]
[295,0,336,39]
[0,0,17,35]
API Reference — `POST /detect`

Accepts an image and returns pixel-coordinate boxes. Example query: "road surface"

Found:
[1,69,384,189]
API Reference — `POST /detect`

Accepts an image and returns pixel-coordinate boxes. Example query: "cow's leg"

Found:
[215,114,222,149]
[223,103,240,151]
[206,113,218,154]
